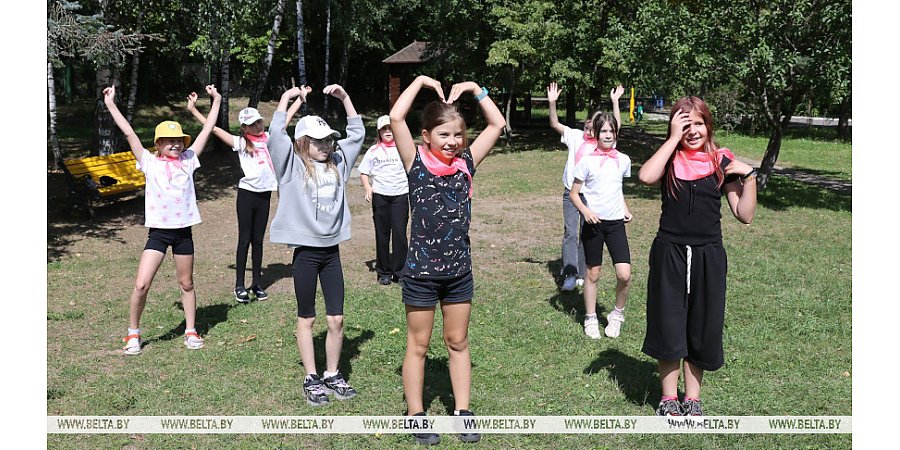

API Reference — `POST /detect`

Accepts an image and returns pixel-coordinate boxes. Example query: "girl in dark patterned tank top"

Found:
[637,96,757,417]
[389,75,506,444]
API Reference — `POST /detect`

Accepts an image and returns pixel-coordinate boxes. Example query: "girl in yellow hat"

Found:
[103,84,222,356]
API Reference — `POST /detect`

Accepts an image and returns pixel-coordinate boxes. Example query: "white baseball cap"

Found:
[376,115,390,130]
[294,115,340,140]
[238,107,264,125]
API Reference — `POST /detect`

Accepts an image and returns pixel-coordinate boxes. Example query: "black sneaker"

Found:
[682,398,704,416]
[411,412,440,445]
[377,275,392,285]
[322,372,357,400]
[454,409,481,443]
[234,286,251,303]
[249,285,268,301]
[656,398,684,416]
[303,374,330,407]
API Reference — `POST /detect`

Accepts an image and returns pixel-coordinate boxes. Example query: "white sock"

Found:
[185,328,196,334]
[614,306,625,314]
[127,328,140,336]
[323,370,338,379]
[305,373,318,382]
[585,313,598,321]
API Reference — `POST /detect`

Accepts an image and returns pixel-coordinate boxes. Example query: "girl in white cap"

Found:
[103,84,222,356]
[187,100,288,304]
[267,85,365,407]
[358,115,409,285]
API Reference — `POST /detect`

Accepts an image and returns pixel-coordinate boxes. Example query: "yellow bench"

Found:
[63,151,146,216]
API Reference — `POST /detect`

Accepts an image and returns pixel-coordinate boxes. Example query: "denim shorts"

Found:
[401,272,474,307]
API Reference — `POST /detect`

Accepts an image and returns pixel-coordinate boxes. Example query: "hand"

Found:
[669,108,691,141]
[364,189,372,203]
[205,84,220,99]
[724,159,754,178]
[447,81,479,104]
[186,92,198,110]
[610,85,625,101]
[102,86,116,104]
[583,211,601,225]
[547,82,562,103]
[297,85,313,102]
[282,86,303,99]
[417,75,445,102]
[624,210,633,223]
[323,84,348,100]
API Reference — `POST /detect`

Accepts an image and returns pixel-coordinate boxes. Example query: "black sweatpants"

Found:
[292,245,345,318]
[235,188,272,287]
[372,192,409,279]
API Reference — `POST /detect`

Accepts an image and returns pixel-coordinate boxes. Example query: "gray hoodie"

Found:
[268,111,365,247]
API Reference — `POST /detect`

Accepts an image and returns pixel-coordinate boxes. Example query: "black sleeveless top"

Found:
[656,156,739,245]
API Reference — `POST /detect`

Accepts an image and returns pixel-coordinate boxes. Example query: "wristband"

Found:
[475,87,489,102]
[741,169,758,180]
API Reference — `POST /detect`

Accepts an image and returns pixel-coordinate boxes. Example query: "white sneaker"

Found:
[184,331,205,350]
[605,310,625,338]
[575,278,584,288]
[584,317,601,339]
[123,334,142,356]
[562,276,578,291]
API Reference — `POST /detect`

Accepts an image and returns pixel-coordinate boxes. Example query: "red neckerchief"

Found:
[673,147,735,180]
[418,145,472,198]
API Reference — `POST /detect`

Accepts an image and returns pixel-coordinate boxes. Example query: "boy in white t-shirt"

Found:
[569,112,634,340]
[104,84,222,355]
[359,115,410,285]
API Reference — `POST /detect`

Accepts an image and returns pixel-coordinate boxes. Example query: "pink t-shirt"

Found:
[137,148,202,229]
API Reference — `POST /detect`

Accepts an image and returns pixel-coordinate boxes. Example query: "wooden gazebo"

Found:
[383,41,430,107]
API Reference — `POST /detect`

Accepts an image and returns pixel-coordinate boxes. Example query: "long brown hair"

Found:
[239,124,258,155]
[293,136,340,187]
[421,101,468,152]
[665,96,724,198]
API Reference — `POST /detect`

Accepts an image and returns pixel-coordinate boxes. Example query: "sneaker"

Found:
[656,399,684,416]
[184,331,205,350]
[303,374,330,407]
[583,316,601,339]
[377,275,392,286]
[322,372,357,400]
[411,412,440,445]
[605,310,625,338]
[122,334,142,356]
[249,285,268,301]
[454,409,481,443]
[682,398,704,416]
[234,286,251,303]
[561,275,577,291]
[575,278,584,288]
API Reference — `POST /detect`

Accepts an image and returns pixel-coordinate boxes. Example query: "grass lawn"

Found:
[47,106,851,448]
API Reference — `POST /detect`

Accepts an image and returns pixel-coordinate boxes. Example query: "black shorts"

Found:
[581,219,631,266]
[401,272,474,307]
[641,237,727,371]
[144,227,194,255]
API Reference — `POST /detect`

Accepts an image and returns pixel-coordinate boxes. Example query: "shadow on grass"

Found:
[148,303,235,345]
[392,356,456,414]
[757,175,852,212]
[585,349,660,410]
[517,257,609,324]
[311,328,375,383]
[47,150,242,262]
[234,262,294,292]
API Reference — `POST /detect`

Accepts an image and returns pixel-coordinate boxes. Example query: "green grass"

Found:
[47,111,851,448]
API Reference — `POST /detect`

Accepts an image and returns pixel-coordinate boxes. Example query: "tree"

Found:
[249,0,286,108]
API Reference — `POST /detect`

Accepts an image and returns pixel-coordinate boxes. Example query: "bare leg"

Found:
[684,360,704,399]
[297,317,317,375]
[325,315,344,373]
[583,265,602,315]
[612,262,632,309]
[128,250,166,329]
[173,254,196,330]
[402,305,436,414]
[441,301,472,411]
[659,359,681,398]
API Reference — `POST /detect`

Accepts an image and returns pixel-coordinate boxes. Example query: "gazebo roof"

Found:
[382,41,430,64]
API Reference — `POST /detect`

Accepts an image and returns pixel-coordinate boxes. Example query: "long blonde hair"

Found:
[293,136,341,186]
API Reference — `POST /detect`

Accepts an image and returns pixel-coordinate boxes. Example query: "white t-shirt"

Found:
[560,125,618,190]
[357,143,409,196]
[232,134,278,192]
[137,148,202,229]
[572,151,632,220]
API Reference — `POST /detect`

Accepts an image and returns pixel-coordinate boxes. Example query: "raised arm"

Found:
[190,85,222,156]
[186,91,234,146]
[447,81,506,167]
[610,85,624,132]
[103,86,145,163]
[325,85,365,174]
[285,90,309,127]
[390,75,446,171]
[638,108,689,185]
[547,82,567,135]
[323,84,358,118]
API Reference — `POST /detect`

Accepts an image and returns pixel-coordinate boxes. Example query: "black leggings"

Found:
[372,192,409,278]
[292,245,345,318]
[236,188,272,287]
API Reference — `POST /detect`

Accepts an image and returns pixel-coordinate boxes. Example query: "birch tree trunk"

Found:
[217,54,231,152]
[296,0,308,116]
[249,0,285,108]
[323,0,332,115]
[48,61,63,169]
[94,66,121,156]
[125,11,144,123]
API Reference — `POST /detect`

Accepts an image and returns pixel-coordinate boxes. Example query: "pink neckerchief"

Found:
[574,133,598,166]
[372,139,397,156]
[245,132,275,173]
[673,147,735,180]
[156,153,186,181]
[418,145,473,198]
[594,147,620,170]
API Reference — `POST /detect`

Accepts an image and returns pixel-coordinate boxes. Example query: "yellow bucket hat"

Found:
[154,121,191,147]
